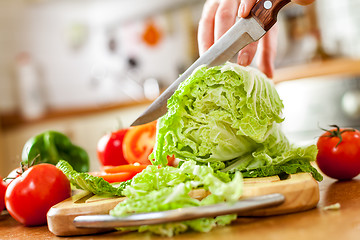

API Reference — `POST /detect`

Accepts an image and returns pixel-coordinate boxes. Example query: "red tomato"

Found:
[0,178,6,212]
[5,164,71,226]
[122,121,157,165]
[316,126,360,180]
[97,128,129,166]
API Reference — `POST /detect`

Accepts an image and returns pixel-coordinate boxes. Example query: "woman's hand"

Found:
[197,0,315,78]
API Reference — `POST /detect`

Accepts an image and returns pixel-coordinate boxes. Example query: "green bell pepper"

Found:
[22,130,89,172]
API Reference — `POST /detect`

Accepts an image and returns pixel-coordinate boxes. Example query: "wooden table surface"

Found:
[1,174,360,240]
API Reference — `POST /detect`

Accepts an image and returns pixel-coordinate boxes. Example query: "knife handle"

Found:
[251,0,291,31]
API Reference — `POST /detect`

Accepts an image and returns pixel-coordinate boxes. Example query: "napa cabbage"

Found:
[151,62,321,181]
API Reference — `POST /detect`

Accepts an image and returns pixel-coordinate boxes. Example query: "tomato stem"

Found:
[16,154,41,176]
[320,124,355,148]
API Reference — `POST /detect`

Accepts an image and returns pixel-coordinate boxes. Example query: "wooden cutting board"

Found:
[47,173,319,237]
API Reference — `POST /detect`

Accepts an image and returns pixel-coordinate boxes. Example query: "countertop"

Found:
[1,174,360,240]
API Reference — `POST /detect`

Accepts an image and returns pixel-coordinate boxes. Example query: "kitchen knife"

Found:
[73,193,285,228]
[131,0,290,126]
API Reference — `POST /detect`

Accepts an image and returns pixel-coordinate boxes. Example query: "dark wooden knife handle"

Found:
[251,0,291,31]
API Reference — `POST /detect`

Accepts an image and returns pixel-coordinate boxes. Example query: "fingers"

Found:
[237,0,314,18]
[236,0,258,68]
[257,24,279,78]
[237,0,280,78]
[237,41,259,66]
[198,0,279,79]
[238,24,278,78]
[238,0,257,18]
[198,0,240,54]
[198,0,219,54]
[214,0,240,41]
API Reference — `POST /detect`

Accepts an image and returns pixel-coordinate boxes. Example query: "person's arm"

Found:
[198,0,315,78]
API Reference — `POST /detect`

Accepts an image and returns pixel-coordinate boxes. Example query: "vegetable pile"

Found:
[1,63,324,236]
[54,63,322,236]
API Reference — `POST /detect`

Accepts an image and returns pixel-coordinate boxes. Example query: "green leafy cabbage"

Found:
[110,160,242,236]
[151,63,321,181]
[56,160,129,196]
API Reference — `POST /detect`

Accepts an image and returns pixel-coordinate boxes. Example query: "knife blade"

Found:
[73,193,284,228]
[131,0,290,126]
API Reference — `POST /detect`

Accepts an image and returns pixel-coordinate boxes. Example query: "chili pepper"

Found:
[21,130,89,172]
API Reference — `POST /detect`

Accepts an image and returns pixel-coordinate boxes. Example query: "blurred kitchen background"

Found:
[1,0,360,176]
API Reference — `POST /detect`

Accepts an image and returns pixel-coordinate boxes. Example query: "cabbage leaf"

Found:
[56,160,129,196]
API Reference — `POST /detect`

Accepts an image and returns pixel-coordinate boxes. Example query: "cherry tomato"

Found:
[97,128,129,166]
[316,125,360,180]
[0,178,6,212]
[5,164,71,226]
[122,121,157,165]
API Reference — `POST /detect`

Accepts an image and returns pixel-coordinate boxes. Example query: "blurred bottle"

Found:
[15,52,46,120]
